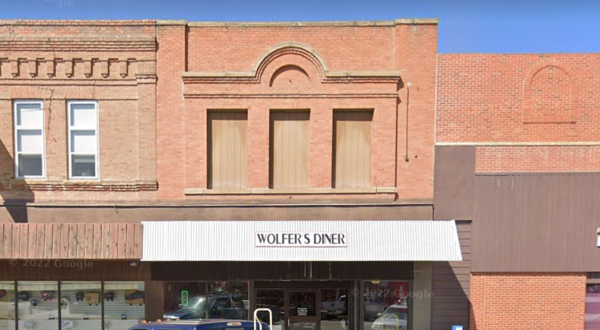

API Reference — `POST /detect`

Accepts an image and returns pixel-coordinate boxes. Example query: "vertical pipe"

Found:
[408,280,414,330]
[205,282,209,319]
[101,281,105,330]
[358,281,365,330]
[57,281,62,330]
[14,281,18,330]
[249,281,256,321]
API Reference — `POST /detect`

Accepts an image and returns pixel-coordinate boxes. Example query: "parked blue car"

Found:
[127,319,269,330]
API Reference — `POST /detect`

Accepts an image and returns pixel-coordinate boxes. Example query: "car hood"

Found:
[163,309,194,319]
[373,316,408,326]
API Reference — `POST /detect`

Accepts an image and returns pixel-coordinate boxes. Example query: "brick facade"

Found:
[437,54,600,175]
[0,19,438,205]
[166,21,438,201]
[437,54,600,329]
[475,146,600,173]
[470,273,587,330]
[0,20,158,202]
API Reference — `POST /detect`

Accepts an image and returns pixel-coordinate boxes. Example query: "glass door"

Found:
[287,290,319,330]
[256,289,285,330]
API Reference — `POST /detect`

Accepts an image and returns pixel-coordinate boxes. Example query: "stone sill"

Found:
[4,179,158,192]
[184,187,397,196]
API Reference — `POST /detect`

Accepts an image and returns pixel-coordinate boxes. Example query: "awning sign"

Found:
[255,232,348,247]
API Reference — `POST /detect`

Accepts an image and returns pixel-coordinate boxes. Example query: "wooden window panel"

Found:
[333,111,373,189]
[208,111,248,190]
[270,111,310,189]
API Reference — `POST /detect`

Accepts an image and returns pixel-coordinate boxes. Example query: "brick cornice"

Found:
[183,93,400,99]
[0,36,157,52]
[1,180,158,192]
[0,19,156,26]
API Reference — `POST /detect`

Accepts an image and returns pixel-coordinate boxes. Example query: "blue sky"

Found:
[2,0,599,53]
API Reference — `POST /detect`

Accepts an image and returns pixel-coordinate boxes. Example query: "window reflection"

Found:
[207,282,248,320]
[163,282,206,320]
[256,290,284,330]
[364,281,409,330]
[163,282,249,321]
[321,289,348,330]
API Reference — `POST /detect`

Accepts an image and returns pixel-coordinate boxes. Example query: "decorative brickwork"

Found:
[470,273,586,330]
[161,22,439,201]
[0,21,158,202]
[437,54,599,143]
[522,59,578,124]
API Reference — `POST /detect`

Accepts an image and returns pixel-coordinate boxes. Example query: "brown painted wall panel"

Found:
[270,111,310,189]
[473,173,600,272]
[333,111,373,189]
[434,146,475,220]
[0,223,143,260]
[208,111,248,190]
[431,220,471,330]
[0,204,433,223]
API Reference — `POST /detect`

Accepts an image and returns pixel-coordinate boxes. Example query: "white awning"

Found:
[142,220,462,262]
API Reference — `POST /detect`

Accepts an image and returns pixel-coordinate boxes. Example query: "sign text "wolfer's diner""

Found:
[255,232,348,247]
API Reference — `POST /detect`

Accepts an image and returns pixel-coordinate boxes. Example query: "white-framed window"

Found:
[14,100,45,179]
[67,100,99,180]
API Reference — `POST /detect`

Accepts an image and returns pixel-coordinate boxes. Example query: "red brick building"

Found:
[435,54,600,330]
[0,19,465,330]
[0,18,597,330]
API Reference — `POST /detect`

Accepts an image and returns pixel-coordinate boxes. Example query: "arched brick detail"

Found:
[253,43,328,82]
[269,64,311,88]
[522,58,579,123]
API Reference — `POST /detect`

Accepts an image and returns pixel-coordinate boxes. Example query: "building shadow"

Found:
[0,139,34,223]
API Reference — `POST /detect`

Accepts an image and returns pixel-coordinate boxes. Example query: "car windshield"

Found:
[380,307,408,320]
[182,296,207,311]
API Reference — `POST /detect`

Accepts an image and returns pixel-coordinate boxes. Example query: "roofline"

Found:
[439,52,600,55]
[186,18,438,27]
[0,18,438,27]
[0,19,157,26]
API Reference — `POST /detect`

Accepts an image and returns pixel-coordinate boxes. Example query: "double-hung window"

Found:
[14,100,45,179]
[67,101,99,179]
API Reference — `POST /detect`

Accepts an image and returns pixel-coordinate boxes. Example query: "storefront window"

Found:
[363,281,409,330]
[0,282,16,330]
[60,281,101,330]
[586,284,600,329]
[163,282,207,320]
[16,281,59,330]
[104,281,145,329]
[321,289,348,330]
[207,282,249,320]
[163,282,249,321]
[256,290,284,330]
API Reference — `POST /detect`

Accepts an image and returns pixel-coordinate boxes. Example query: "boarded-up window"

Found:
[333,111,372,189]
[208,111,247,190]
[270,111,310,189]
